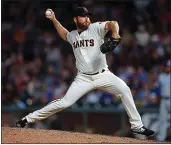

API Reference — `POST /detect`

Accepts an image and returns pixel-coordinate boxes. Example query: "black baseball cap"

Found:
[73,7,93,17]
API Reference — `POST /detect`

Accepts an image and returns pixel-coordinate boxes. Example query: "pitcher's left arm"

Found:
[104,21,120,38]
[100,21,121,54]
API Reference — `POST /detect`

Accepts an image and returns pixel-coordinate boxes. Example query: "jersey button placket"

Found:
[79,37,91,65]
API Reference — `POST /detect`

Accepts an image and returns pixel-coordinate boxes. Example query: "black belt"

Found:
[83,69,106,75]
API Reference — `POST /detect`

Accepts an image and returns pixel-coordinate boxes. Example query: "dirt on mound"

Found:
[2,127,160,144]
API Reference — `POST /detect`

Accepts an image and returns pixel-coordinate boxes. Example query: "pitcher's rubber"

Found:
[1,127,162,143]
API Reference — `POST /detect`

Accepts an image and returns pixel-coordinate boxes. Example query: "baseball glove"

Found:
[100,37,121,54]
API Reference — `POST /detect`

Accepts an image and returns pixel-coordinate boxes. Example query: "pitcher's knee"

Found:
[59,98,73,108]
[121,85,132,96]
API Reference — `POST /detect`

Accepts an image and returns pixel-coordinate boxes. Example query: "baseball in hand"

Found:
[45,10,52,16]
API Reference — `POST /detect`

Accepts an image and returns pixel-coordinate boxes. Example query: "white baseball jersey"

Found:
[67,22,109,74]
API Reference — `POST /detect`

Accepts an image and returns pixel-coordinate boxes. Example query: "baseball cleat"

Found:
[16,118,28,128]
[131,126,155,136]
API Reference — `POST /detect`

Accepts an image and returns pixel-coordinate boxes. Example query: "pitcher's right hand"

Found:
[45,8,56,21]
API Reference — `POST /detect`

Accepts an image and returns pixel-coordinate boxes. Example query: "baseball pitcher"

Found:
[16,7,154,136]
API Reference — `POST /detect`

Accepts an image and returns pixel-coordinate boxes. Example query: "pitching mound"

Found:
[2,127,160,143]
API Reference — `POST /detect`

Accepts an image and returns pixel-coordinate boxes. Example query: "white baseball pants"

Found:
[25,70,143,129]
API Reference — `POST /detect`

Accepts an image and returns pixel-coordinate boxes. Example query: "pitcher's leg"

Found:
[119,84,143,129]
[20,75,94,124]
[95,71,143,129]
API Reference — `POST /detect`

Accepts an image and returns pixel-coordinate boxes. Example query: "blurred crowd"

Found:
[1,0,171,140]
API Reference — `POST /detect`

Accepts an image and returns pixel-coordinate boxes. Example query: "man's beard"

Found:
[77,21,91,31]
